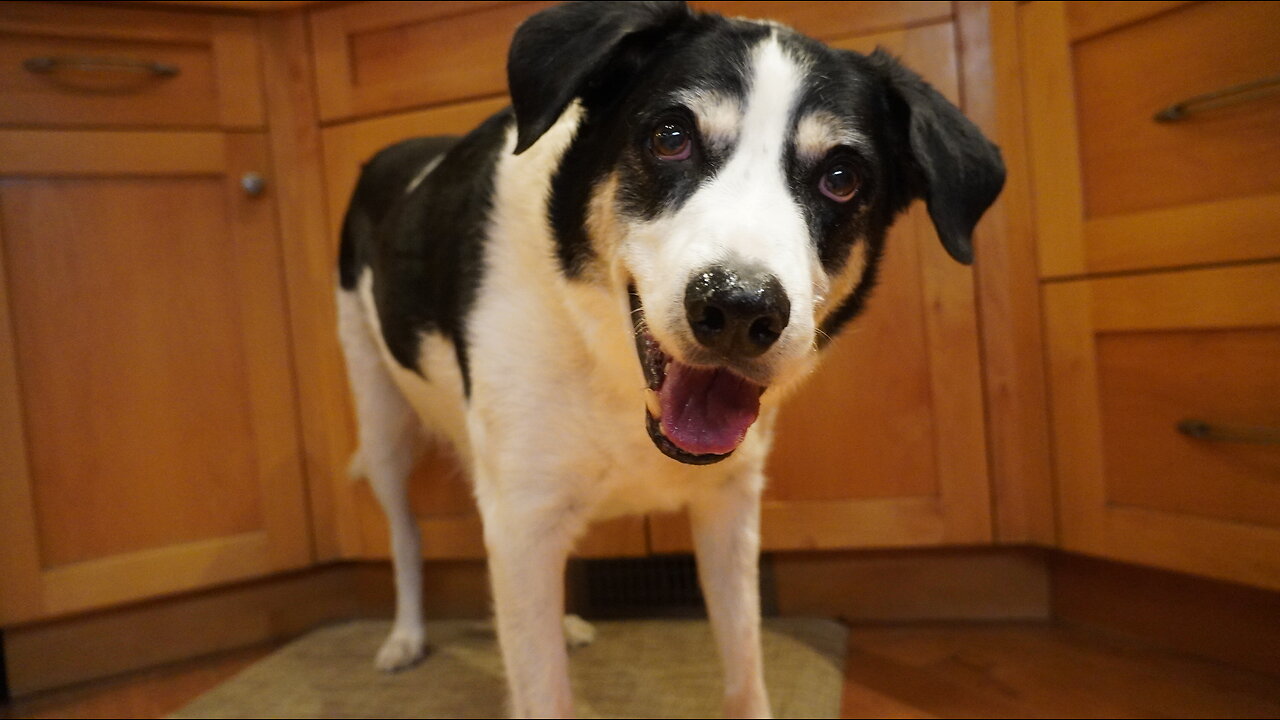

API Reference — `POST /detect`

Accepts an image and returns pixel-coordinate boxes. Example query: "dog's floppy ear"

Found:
[508,0,691,154]
[868,49,1005,265]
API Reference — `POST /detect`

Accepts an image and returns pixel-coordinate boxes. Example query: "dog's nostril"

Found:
[748,315,782,349]
[695,304,726,334]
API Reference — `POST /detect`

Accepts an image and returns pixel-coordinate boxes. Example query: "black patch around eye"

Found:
[787,144,876,274]
[616,106,720,221]
[820,163,859,200]
[544,17,761,278]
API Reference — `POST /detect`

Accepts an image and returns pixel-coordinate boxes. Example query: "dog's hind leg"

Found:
[690,480,772,719]
[337,289,428,672]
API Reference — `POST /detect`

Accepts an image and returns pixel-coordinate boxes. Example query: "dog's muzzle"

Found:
[631,285,766,465]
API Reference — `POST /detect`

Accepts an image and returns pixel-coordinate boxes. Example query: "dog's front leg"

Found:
[483,500,584,718]
[690,480,772,719]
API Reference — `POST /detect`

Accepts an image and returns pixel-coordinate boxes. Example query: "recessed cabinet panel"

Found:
[3,178,264,567]
[1096,329,1280,528]
[0,130,310,622]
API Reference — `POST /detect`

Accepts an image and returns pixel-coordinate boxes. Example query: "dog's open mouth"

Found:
[631,286,765,465]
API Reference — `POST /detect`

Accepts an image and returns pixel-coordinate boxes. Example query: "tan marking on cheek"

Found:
[815,241,868,330]
[585,172,623,284]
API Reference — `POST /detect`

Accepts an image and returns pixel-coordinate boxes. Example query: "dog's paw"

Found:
[375,627,426,672]
[562,614,596,648]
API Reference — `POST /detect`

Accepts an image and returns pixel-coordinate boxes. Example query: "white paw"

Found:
[375,626,426,672]
[563,614,596,648]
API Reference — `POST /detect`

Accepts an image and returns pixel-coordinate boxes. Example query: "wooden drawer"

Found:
[0,2,263,130]
[1022,1,1280,276]
[310,2,551,123]
[1044,263,1280,590]
[308,1,955,123]
[1097,329,1279,528]
[1074,1,1280,219]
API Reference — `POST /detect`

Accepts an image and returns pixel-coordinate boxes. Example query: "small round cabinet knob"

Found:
[241,172,266,197]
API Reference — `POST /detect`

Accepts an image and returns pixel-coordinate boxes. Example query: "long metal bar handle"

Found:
[1154,73,1280,123]
[1177,419,1280,446]
[23,55,180,78]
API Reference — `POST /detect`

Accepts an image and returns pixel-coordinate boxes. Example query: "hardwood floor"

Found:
[4,621,1278,718]
[0,645,273,720]
[841,623,1280,718]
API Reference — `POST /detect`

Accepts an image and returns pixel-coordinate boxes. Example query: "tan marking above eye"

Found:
[676,90,741,149]
[795,112,869,164]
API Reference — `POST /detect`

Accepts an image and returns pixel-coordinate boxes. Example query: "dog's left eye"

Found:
[819,163,860,203]
[650,122,692,160]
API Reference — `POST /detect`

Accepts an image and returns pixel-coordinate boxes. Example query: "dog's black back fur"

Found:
[339,111,514,393]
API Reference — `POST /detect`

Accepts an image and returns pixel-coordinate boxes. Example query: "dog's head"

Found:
[508,1,1004,465]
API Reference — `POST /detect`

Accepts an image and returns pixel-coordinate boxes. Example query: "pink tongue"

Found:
[659,360,762,456]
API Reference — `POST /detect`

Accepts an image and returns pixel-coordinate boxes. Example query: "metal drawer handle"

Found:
[1177,419,1280,446]
[23,55,180,78]
[1154,73,1280,123]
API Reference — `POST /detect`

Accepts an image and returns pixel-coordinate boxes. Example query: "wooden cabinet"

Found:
[1023,1,1280,589]
[17,0,1276,628]
[1,0,1275,675]
[0,4,311,624]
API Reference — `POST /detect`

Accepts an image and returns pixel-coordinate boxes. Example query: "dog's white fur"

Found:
[339,34,831,718]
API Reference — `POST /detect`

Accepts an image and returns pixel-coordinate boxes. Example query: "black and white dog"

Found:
[337,2,1003,716]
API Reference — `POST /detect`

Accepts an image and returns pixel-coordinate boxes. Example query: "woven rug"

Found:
[171,618,846,718]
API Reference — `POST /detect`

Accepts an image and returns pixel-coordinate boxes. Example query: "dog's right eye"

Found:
[650,122,692,160]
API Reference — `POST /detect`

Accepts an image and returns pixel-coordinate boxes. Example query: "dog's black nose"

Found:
[684,266,790,358]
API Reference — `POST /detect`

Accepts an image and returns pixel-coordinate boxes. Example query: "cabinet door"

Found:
[0,131,311,623]
[1044,264,1280,590]
[650,18,992,552]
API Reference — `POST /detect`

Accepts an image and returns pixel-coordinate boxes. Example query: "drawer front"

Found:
[1096,329,1280,529]
[310,2,551,122]
[1022,1,1280,276]
[1074,1,1280,219]
[0,2,263,129]
[1044,262,1280,590]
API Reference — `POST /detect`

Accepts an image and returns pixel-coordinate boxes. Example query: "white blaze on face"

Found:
[627,34,823,373]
